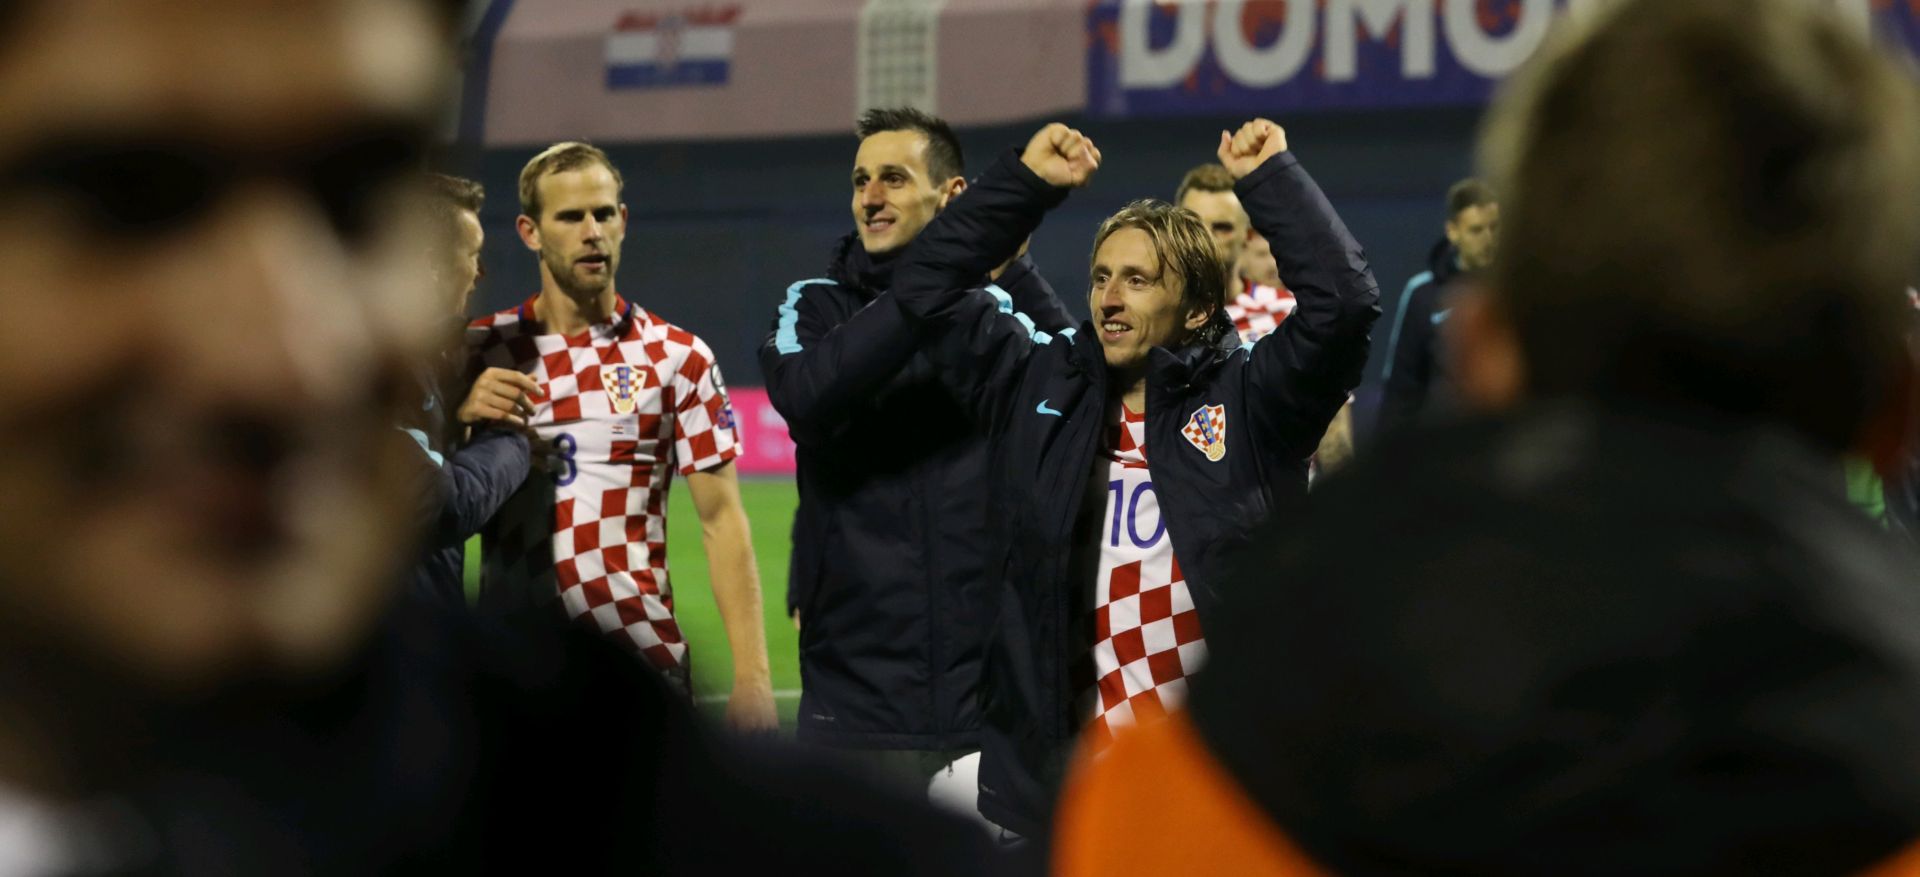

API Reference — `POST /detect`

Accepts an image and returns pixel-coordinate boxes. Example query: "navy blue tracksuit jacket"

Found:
[892,149,1380,834]
[404,359,531,607]
[1376,237,1466,438]
[760,234,1072,750]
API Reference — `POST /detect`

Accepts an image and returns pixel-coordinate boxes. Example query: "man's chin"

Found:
[857,232,905,257]
[1102,345,1147,373]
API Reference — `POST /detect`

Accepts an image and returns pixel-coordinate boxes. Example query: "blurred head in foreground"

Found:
[1456,0,1920,459]
[0,0,453,787]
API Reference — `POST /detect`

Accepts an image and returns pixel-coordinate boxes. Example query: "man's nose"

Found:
[860,180,886,210]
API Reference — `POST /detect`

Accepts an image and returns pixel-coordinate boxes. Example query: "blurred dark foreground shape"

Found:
[0,1,996,873]
[1054,0,1920,873]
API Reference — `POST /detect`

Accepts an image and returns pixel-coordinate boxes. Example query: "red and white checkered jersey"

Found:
[1072,403,1208,754]
[1224,280,1296,344]
[467,296,740,689]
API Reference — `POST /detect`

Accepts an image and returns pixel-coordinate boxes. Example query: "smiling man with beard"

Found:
[467,141,777,730]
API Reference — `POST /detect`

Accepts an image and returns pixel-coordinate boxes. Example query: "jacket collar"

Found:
[826,233,897,298]
[1148,311,1242,389]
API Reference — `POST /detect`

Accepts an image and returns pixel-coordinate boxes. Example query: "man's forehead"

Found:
[853,130,929,172]
[0,0,445,153]
[1095,228,1164,270]
[537,166,622,210]
[1180,189,1246,223]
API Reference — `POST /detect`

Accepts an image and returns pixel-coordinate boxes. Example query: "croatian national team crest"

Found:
[1182,404,1227,462]
[601,364,640,415]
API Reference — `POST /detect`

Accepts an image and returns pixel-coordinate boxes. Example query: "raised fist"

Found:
[1217,118,1289,180]
[1021,123,1102,189]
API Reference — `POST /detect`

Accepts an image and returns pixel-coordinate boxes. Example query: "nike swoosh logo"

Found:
[1431,308,1453,325]
[1036,400,1064,417]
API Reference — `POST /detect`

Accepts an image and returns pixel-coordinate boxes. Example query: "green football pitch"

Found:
[464,478,804,726]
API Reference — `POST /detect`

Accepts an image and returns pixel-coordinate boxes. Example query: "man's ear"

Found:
[516,215,541,252]
[937,176,967,210]
[1449,282,1525,410]
[1185,304,1213,333]
[618,203,629,226]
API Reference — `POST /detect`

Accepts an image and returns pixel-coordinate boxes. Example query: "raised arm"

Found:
[758,280,920,446]
[893,124,1100,427]
[1219,120,1381,460]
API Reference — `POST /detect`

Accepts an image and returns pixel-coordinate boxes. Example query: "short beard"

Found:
[541,247,614,300]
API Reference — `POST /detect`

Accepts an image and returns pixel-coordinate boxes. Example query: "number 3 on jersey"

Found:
[1107,479,1164,549]
[553,432,579,487]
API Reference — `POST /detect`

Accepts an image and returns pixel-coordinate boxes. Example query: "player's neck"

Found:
[1121,378,1148,415]
[535,284,621,336]
[1227,273,1246,300]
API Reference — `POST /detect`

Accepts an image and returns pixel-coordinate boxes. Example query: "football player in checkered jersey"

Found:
[467,142,776,730]
[1178,162,1354,473]
[890,120,1378,836]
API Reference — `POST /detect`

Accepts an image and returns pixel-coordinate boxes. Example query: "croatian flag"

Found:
[605,7,739,90]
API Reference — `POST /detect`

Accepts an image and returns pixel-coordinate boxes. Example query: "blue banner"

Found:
[1087,0,1920,118]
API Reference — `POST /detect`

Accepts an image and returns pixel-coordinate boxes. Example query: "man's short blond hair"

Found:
[1478,0,1920,452]
[518,141,624,220]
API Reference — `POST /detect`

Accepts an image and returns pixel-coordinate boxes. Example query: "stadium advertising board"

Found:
[1085,0,1911,118]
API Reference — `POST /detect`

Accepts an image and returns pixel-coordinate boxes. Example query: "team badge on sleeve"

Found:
[1182,404,1227,462]
[601,364,640,415]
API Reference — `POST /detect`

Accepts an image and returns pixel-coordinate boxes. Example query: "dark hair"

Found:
[1479,0,1920,453]
[1445,178,1495,220]
[1174,163,1237,207]
[423,173,483,247]
[855,107,964,183]
[428,173,484,215]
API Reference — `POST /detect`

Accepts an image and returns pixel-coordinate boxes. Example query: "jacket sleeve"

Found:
[996,252,1077,334]
[758,281,923,446]
[1235,153,1382,460]
[433,427,532,547]
[1375,278,1438,440]
[894,150,1074,430]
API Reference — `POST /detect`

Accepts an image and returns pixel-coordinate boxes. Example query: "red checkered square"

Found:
[1225,280,1297,344]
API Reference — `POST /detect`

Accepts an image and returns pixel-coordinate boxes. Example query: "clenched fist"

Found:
[1217,118,1289,180]
[1021,123,1102,189]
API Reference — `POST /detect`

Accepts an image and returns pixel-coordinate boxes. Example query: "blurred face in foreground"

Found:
[0,0,448,696]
